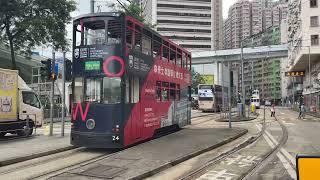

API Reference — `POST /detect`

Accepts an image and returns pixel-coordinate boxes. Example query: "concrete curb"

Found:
[0,145,75,167]
[130,128,248,180]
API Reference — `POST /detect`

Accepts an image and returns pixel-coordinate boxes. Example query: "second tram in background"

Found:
[71,12,192,148]
[251,89,260,109]
[198,84,223,112]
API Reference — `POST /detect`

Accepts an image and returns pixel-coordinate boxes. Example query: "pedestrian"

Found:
[271,104,275,117]
[298,104,304,119]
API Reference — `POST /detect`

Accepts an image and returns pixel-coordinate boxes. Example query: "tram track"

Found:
[0,147,114,180]
[240,113,291,179]
[0,112,240,179]
[178,112,266,180]
[178,109,291,180]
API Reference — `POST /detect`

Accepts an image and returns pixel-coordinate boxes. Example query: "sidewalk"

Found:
[44,116,71,123]
[0,134,72,166]
[52,127,247,179]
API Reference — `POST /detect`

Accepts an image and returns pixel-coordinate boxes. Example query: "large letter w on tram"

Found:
[72,102,91,122]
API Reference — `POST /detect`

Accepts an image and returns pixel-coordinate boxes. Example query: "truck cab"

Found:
[18,76,44,127]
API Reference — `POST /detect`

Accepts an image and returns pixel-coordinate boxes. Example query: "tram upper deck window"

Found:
[76,18,121,46]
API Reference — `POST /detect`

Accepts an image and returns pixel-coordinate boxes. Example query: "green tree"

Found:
[109,1,144,22]
[0,0,76,70]
[109,1,157,28]
[191,68,205,94]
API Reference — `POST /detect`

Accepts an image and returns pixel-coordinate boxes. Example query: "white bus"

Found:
[251,89,260,109]
[198,84,222,112]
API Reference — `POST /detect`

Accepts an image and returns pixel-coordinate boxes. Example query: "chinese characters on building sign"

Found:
[285,71,305,77]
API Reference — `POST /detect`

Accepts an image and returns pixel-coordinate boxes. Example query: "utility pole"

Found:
[222,63,225,117]
[308,46,311,87]
[308,46,311,110]
[90,0,95,13]
[61,52,66,137]
[50,50,55,136]
[240,41,245,117]
[251,61,254,90]
[228,62,232,128]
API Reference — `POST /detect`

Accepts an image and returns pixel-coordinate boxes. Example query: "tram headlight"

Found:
[86,119,95,130]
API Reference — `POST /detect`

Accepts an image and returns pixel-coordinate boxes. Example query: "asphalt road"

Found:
[251,107,320,179]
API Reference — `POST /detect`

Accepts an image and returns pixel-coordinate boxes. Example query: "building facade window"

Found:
[310,0,318,7]
[311,35,319,46]
[310,16,319,27]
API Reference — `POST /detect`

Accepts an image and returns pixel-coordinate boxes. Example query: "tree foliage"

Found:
[109,1,157,28]
[191,68,205,94]
[0,0,76,69]
[109,1,144,22]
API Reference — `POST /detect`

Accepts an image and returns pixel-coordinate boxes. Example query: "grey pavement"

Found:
[0,123,72,166]
[249,108,320,179]
[0,111,204,168]
[50,127,247,180]
[0,134,72,166]
[44,116,71,123]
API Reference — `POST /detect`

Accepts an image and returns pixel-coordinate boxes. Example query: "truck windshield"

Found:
[22,91,41,109]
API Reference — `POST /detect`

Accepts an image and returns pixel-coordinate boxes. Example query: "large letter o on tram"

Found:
[103,56,125,77]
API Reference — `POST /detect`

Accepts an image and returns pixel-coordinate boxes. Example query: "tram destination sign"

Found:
[85,61,101,71]
[285,71,305,77]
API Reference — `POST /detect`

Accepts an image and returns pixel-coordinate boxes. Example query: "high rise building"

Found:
[140,0,223,51]
[224,0,288,103]
[287,0,320,113]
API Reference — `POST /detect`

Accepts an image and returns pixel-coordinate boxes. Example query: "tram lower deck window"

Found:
[103,77,121,104]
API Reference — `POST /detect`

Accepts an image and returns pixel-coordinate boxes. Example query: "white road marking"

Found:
[255,124,296,179]
[276,152,297,179]
[261,125,296,166]
[197,169,237,180]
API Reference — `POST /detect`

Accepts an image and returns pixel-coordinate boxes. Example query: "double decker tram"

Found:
[71,12,192,148]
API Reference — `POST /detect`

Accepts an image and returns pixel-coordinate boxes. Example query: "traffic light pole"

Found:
[50,51,55,136]
[61,52,66,137]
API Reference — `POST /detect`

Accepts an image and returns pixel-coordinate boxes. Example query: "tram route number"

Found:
[112,135,120,142]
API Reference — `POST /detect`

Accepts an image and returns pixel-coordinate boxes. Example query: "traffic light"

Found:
[65,59,72,81]
[40,59,52,80]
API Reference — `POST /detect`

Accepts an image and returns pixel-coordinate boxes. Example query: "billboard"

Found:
[200,74,214,85]
[0,68,18,121]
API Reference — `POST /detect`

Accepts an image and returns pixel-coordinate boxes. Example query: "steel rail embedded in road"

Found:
[179,113,265,180]
[32,150,117,180]
[241,112,291,180]
[0,148,115,180]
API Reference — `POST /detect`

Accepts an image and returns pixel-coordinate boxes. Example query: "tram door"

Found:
[128,76,142,140]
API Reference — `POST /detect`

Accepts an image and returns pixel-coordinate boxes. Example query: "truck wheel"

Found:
[17,126,33,136]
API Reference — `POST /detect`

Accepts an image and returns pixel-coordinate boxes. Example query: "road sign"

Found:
[285,71,305,77]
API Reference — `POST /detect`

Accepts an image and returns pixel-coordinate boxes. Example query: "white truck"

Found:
[0,68,44,137]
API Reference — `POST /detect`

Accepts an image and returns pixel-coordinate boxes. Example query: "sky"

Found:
[36,0,239,58]
[223,0,238,19]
